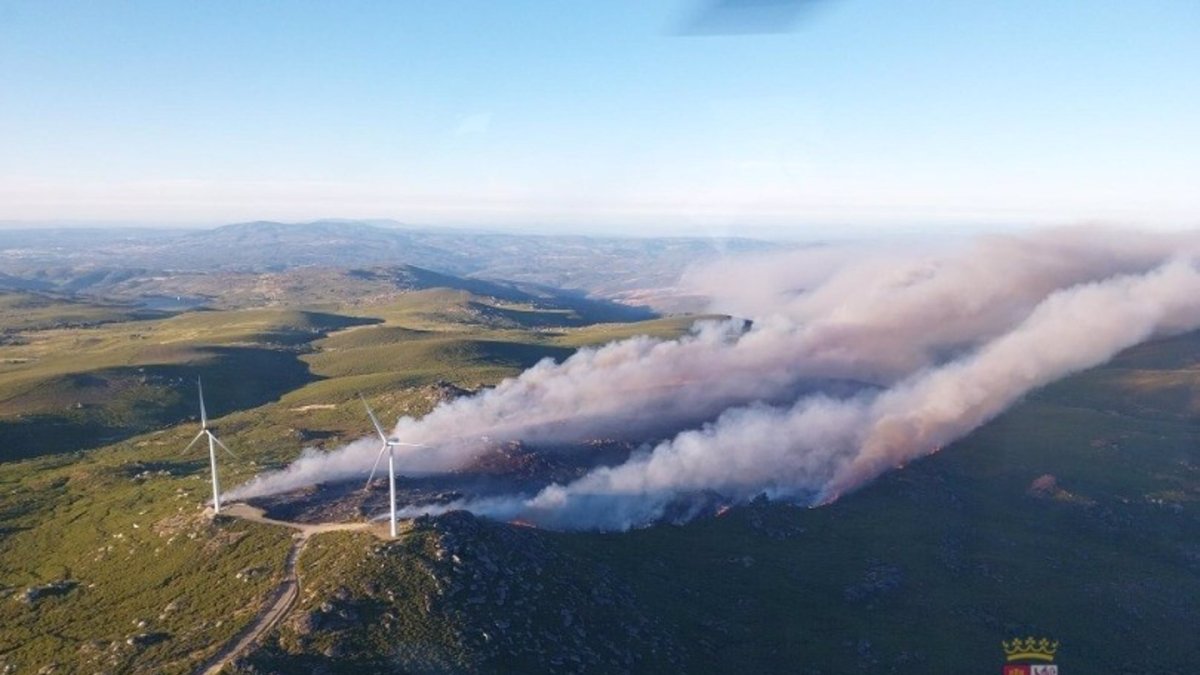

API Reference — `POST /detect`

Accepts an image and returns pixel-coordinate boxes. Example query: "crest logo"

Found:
[1002,637,1058,662]
[1002,637,1059,674]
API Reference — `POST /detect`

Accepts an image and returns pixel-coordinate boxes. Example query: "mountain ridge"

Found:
[0,220,784,310]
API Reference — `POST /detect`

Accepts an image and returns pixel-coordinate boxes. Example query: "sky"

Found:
[1,0,1198,235]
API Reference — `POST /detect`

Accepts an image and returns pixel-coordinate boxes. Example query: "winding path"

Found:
[194,503,379,675]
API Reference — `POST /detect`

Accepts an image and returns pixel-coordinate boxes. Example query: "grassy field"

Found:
[0,448,294,673]
[0,291,163,333]
[0,304,375,462]
[0,287,696,673]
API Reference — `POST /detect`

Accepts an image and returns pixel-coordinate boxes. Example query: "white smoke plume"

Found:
[229,228,1200,530]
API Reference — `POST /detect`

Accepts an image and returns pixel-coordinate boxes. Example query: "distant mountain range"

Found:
[0,220,783,309]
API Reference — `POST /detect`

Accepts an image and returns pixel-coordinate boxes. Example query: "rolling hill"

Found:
[1,272,1196,674]
[0,220,781,310]
[0,261,663,466]
[0,280,698,673]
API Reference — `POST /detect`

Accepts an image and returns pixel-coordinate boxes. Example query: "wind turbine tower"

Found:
[182,378,237,514]
[361,395,423,537]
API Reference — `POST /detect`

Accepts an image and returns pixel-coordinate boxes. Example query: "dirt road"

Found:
[194,504,379,675]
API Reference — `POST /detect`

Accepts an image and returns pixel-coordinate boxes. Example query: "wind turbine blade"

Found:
[210,433,238,459]
[181,429,205,455]
[359,394,389,443]
[392,442,426,447]
[364,443,388,489]
[197,378,208,428]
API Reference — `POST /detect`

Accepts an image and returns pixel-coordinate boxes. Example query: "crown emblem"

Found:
[1002,637,1059,662]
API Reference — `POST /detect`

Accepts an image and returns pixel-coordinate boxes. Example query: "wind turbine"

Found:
[182,378,237,514]
[361,394,423,537]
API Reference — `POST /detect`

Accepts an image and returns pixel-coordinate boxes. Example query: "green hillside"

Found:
[0,285,693,674]
[2,285,1197,674]
[0,303,374,462]
[237,331,1200,674]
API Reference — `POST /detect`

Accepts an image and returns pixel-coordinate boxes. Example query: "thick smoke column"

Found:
[499,257,1200,528]
[230,229,1200,529]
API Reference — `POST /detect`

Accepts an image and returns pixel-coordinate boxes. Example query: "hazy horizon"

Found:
[0,216,1034,242]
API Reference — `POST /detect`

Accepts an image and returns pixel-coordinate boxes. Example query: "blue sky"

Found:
[1,1,1197,235]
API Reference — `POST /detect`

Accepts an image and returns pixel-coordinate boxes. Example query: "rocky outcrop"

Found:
[409,511,683,672]
[17,580,77,605]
